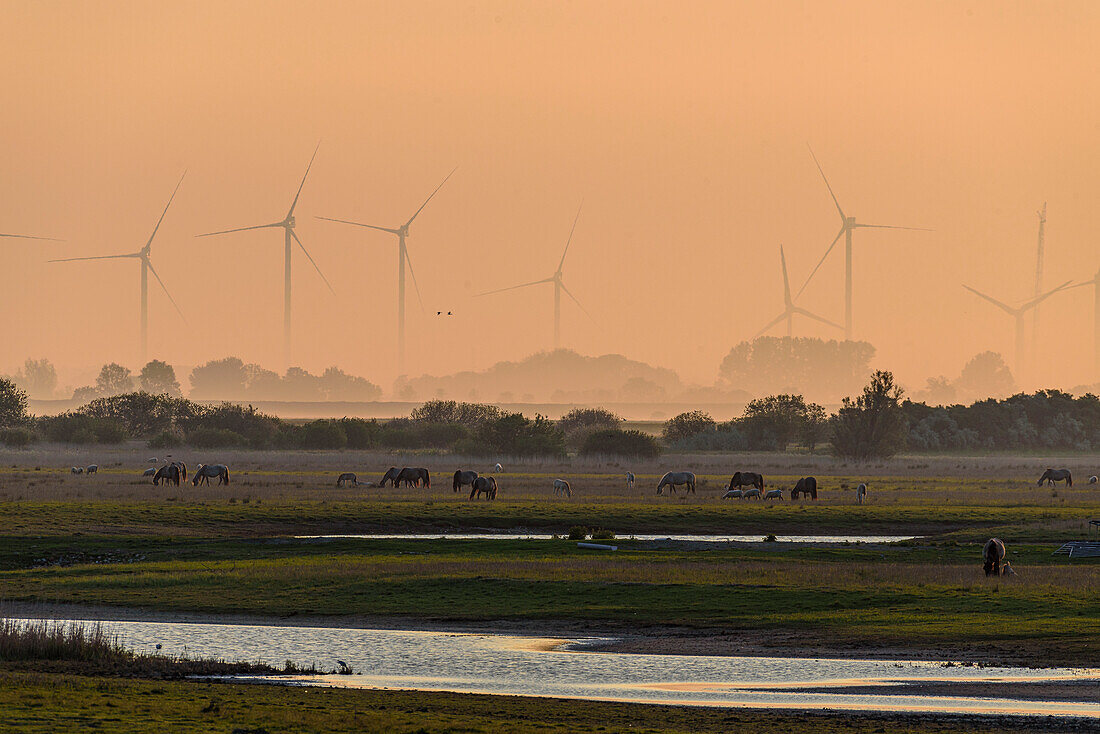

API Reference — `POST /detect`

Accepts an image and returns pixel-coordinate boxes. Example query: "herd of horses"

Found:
[658,471,836,502]
[139,460,230,486]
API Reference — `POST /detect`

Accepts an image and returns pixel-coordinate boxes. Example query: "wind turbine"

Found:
[316,167,456,375]
[1031,202,1047,354]
[50,173,186,362]
[197,144,335,366]
[963,280,1072,385]
[1066,268,1100,379]
[755,245,843,339]
[796,146,933,340]
[477,204,589,350]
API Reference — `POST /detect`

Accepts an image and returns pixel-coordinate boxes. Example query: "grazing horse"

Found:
[153,464,180,486]
[728,471,764,493]
[70,466,83,475]
[336,472,358,487]
[857,483,868,504]
[722,488,743,499]
[983,537,1007,576]
[470,475,497,500]
[626,471,635,490]
[1038,468,1072,487]
[380,467,401,488]
[192,464,229,486]
[453,470,479,493]
[1090,476,1098,485]
[656,471,696,495]
[396,467,430,488]
[791,476,818,500]
[553,478,572,497]
[763,488,784,501]
[86,465,98,475]
[142,467,157,477]
[493,463,503,473]
[741,488,762,499]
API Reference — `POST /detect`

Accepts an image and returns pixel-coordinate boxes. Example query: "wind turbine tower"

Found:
[1031,202,1047,353]
[317,167,457,375]
[755,246,842,338]
[796,146,932,341]
[50,173,187,361]
[1067,267,1100,380]
[478,204,589,350]
[198,145,335,366]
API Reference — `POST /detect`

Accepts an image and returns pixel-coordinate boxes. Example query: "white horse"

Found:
[722,488,743,499]
[86,465,98,474]
[493,463,503,473]
[656,471,696,495]
[857,483,867,504]
[553,478,572,497]
[742,488,762,499]
[626,471,635,490]
[1090,476,1098,484]
[70,466,83,475]
[764,488,784,500]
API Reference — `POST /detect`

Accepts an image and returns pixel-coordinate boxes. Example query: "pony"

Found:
[983,537,1007,576]
[153,464,181,486]
[857,483,868,504]
[656,471,696,495]
[168,461,186,482]
[722,488,743,499]
[192,464,229,486]
[336,472,358,487]
[70,466,83,475]
[791,476,818,500]
[453,470,479,493]
[380,467,401,488]
[470,475,497,500]
[763,488,784,501]
[397,467,430,488]
[626,471,635,490]
[741,488,762,499]
[86,465,98,475]
[1038,469,1072,487]
[728,472,764,492]
[553,478,572,497]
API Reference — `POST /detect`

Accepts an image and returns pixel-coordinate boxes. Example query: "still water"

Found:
[16,618,1099,718]
[295,533,916,543]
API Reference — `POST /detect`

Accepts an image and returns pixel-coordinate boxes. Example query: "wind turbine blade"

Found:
[0,233,64,241]
[49,253,137,263]
[289,229,337,296]
[145,259,188,324]
[315,216,399,235]
[753,311,789,339]
[404,246,426,315]
[405,166,457,228]
[196,222,281,237]
[144,171,186,252]
[808,144,845,222]
[558,281,593,321]
[794,224,845,300]
[476,277,554,297]
[792,306,843,331]
[962,285,1017,315]
[779,245,792,307]
[287,141,321,218]
[557,201,583,273]
[1021,279,1073,311]
[854,223,934,232]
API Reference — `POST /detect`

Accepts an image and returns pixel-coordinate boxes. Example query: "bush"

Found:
[410,400,503,427]
[662,410,715,443]
[477,413,566,457]
[669,424,747,452]
[567,526,590,540]
[296,420,348,450]
[831,371,908,460]
[187,427,246,448]
[148,429,183,450]
[591,528,616,540]
[340,418,382,449]
[0,378,28,427]
[581,428,660,458]
[0,427,36,447]
[38,414,126,444]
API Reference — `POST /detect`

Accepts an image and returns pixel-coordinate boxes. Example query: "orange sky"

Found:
[2,0,1099,394]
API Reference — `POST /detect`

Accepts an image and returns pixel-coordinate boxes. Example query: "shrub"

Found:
[0,378,28,427]
[410,400,503,427]
[187,427,246,448]
[831,370,908,460]
[296,420,348,450]
[591,528,616,540]
[148,430,183,450]
[0,427,36,447]
[669,424,747,452]
[662,410,715,443]
[477,413,566,457]
[567,526,590,540]
[38,414,126,444]
[581,428,660,458]
[340,418,382,449]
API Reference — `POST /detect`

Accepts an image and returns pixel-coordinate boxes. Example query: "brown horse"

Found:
[983,538,1007,576]
[470,475,497,500]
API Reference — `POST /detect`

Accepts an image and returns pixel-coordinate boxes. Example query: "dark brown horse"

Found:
[791,476,818,499]
[397,467,430,488]
[729,471,764,492]
[380,467,400,487]
[470,475,497,500]
[152,464,180,486]
[1038,468,1072,487]
[983,538,1007,576]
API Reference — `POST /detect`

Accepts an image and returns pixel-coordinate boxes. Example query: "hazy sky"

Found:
[3,1,1099,393]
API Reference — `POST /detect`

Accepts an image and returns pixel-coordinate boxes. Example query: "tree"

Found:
[410,400,503,427]
[189,358,248,399]
[139,360,181,396]
[581,428,660,458]
[662,410,716,444]
[14,358,57,399]
[318,366,382,401]
[0,378,28,427]
[955,351,1015,401]
[738,394,810,450]
[913,376,957,406]
[95,363,134,396]
[718,336,876,403]
[800,402,829,454]
[831,370,908,460]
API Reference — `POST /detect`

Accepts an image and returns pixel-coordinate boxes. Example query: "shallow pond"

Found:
[295,533,916,543]
[13,618,1099,718]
